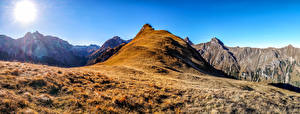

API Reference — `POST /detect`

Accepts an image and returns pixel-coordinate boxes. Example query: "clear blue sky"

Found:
[0,0,300,48]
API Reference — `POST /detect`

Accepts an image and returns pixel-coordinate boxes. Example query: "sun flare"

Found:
[14,0,37,24]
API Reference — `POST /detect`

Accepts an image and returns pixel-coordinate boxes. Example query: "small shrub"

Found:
[29,79,47,88]
[10,69,20,76]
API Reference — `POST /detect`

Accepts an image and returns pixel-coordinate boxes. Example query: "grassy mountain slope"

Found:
[99,24,222,76]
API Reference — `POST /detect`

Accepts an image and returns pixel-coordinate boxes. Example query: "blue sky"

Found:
[0,0,300,48]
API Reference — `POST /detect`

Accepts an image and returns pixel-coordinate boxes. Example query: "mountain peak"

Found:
[184,37,194,45]
[99,36,127,52]
[142,24,154,31]
[210,37,224,46]
[24,31,44,39]
[287,44,294,48]
[111,36,121,40]
[25,32,32,36]
[134,24,155,39]
[33,31,41,34]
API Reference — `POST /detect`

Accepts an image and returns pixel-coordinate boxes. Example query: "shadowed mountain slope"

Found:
[0,32,88,67]
[86,43,126,65]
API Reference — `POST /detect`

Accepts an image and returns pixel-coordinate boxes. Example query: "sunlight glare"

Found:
[14,0,37,24]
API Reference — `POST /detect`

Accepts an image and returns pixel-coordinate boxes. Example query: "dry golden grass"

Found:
[0,61,187,113]
[87,64,300,113]
[0,60,299,113]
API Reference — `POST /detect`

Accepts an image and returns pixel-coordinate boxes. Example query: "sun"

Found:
[14,0,37,24]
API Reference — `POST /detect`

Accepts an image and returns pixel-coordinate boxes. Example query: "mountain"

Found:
[193,38,300,87]
[16,31,85,66]
[86,43,126,65]
[0,31,101,67]
[99,36,129,52]
[99,24,225,76]
[86,36,129,65]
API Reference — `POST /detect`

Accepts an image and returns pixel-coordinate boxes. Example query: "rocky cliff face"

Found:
[193,38,300,87]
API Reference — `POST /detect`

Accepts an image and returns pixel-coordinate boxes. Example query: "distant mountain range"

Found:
[0,31,129,67]
[192,38,300,87]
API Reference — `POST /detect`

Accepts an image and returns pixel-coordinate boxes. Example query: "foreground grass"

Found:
[0,61,299,113]
[0,61,185,113]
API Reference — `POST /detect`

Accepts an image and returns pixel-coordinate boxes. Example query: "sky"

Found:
[0,0,300,48]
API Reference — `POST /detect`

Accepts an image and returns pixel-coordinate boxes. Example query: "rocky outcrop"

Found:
[193,38,300,87]
[184,37,194,45]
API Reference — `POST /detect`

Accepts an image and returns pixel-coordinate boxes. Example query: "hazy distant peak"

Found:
[89,44,100,47]
[287,44,294,48]
[0,35,14,42]
[24,32,32,36]
[0,35,12,39]
[99,36,127,51]
[24,31,44,39]
[111,36,121,40]
[33,31,41,35]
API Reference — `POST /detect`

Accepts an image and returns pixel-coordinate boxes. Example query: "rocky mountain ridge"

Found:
[192,38,300,87]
